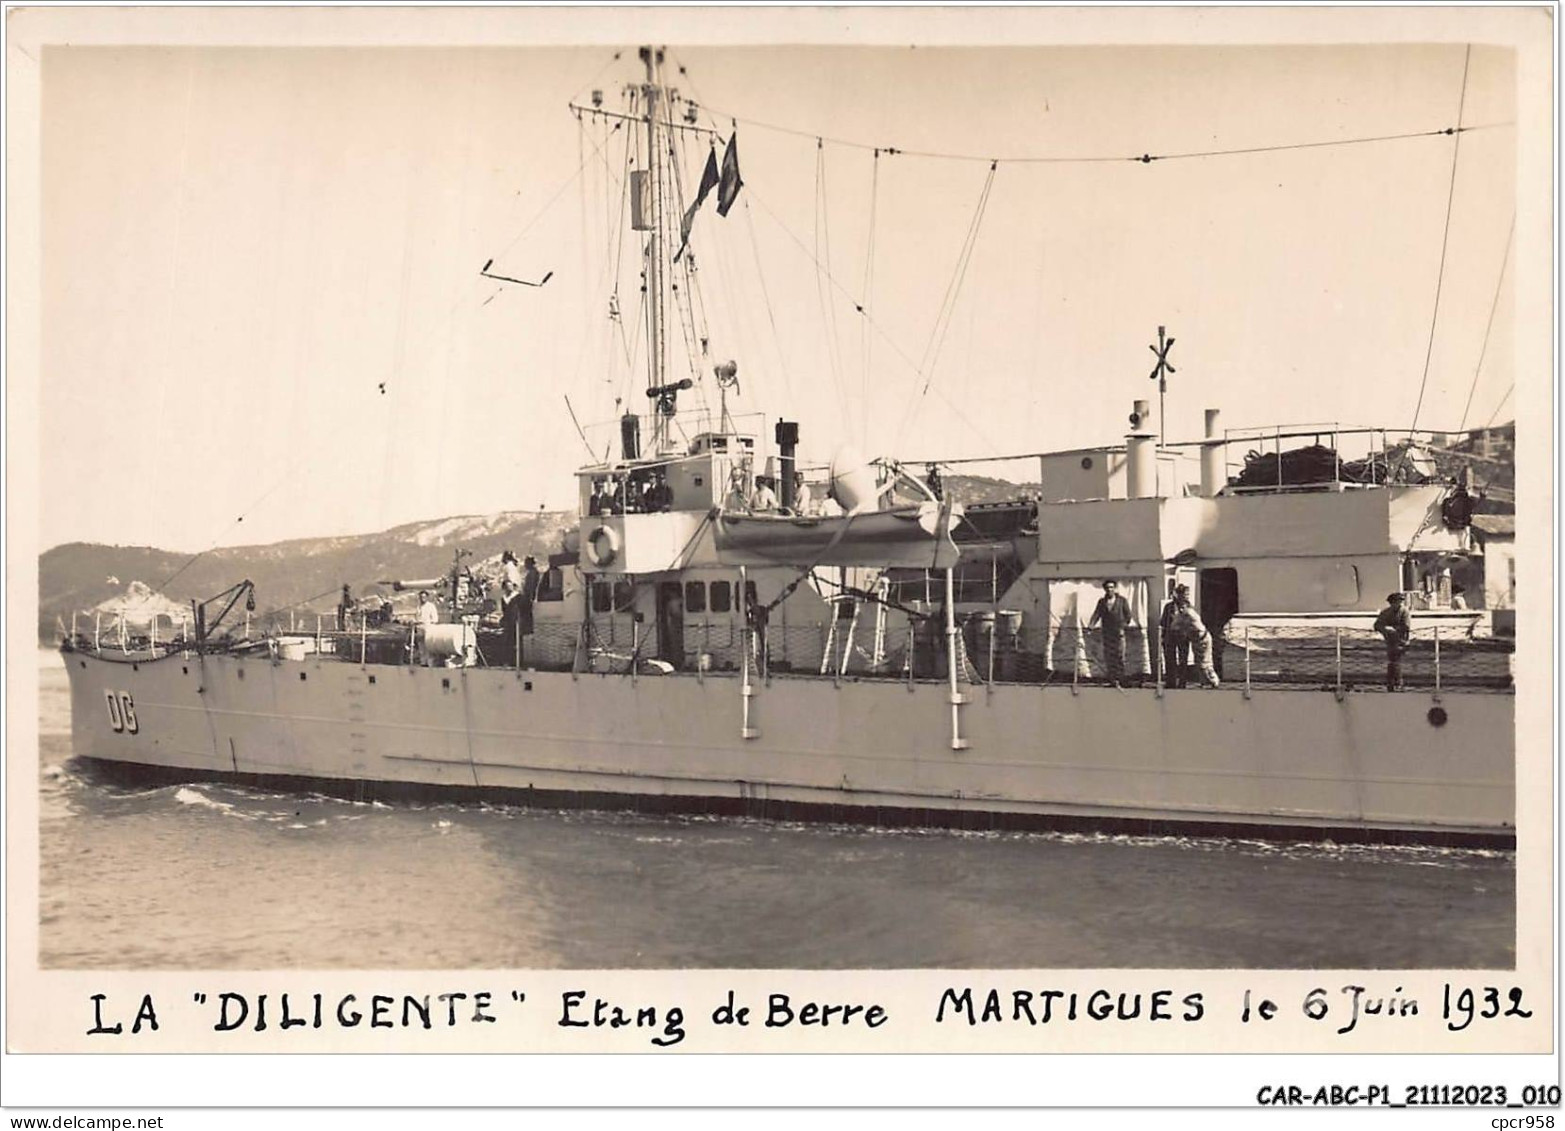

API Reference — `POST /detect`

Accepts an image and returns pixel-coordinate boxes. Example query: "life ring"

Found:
[585,525,620,569]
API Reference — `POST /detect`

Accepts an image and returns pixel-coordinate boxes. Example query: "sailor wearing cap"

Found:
[499,551,524,637]
[1087,580,1135,687]
[520,556,540,637]
[1159,583,1192,688]
[1373,592,1412,691]
[1171,585,1220,689]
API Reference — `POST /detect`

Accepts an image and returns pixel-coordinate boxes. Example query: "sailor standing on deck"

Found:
[520,555,540,637]
[1086,580,1135,687]
[337,584,357,631]
[1374,591,1412,691]
[1169,589,1220,689]
[645,470,674,512]
[499,551,523,636]
[415,589,442,667]
[925,462,944,500]
[1159,585,1190,688]
[417,590,440,625]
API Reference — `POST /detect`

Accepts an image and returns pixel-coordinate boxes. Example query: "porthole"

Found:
[1427,706,1448,727]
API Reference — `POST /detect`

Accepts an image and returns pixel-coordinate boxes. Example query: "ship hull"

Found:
[64,651,1515,847]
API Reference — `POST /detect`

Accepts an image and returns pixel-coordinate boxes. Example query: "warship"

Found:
[62,48,1515,847]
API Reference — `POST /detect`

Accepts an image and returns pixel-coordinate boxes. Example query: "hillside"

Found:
[39,510,577,641]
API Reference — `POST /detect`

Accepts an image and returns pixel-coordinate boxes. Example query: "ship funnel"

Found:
[620,413,642,461]
[828,445,879,514]
[1200,408,1224,497]
[1126,399,1157,499]
[776,420,799,510]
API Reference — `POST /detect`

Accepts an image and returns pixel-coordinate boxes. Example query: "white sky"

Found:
[41,40,1517,551]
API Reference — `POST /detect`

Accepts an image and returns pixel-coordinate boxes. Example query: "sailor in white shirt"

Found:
[750,476,779,513]
[792,472,814,516]
[418,590,441,625]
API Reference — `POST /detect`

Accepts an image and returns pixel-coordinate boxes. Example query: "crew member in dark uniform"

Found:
[337,584,357,631]
[520,556,541,638]
[1373,591,1412,691]
[1159,583,1191,688]
[1086,580,1135,687]
[926,463,944,500]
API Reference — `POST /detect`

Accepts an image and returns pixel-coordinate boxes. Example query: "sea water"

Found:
[36,651,1514,969]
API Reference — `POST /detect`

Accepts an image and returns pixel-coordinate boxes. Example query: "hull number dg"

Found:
[104,691,139,734]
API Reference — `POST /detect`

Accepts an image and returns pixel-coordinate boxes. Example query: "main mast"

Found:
[640,45,669,451]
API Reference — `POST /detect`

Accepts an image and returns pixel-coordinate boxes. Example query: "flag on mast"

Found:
[716,131,743,217]
[674,148,722,260]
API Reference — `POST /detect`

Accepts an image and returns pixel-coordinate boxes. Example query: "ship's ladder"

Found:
[819,595,862,679]
[869,576,890,670]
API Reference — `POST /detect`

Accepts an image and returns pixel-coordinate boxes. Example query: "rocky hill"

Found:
[39,510,577,641]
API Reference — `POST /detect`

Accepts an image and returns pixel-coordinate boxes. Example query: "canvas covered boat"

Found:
[710,500,962,570]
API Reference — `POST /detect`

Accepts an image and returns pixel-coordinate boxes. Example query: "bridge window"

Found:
[685,581,707,613]
[592,582,612,613]
[710,580,732,613]
[613,581,633,611]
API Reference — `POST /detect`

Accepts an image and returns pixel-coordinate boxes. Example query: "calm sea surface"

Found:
[37,652,1514,969]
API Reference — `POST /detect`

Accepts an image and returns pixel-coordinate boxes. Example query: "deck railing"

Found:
[66,614,1514,695]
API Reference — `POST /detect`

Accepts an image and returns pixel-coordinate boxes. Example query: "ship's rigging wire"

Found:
[259,585,346,623]
[567,48,625,108]
[813,140,851,428]
[859,148,881,449]
[697,191,779,423]
[669,45,1058,453]
[666,49,796,415]
[699,102,1509,166]
[160,117,627,592]
[739,197,795,410]
[489,119,622,271]
[808,569,939,623]
[1457,213,1515,433]
[608,120,637,383]
[155,464,311,593]
[433,58,488,528]
[667,44,1506,458]
[579,110,590,331]
[745,186,1001,454]
[895,161,999,449]
[376,174,422,535]
[566,133,635,415]
[1483,384,1514,430]
[1402,44,1473,471]
[671,125,717,381]
[563,394,598,461]
[665,119,713,420]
